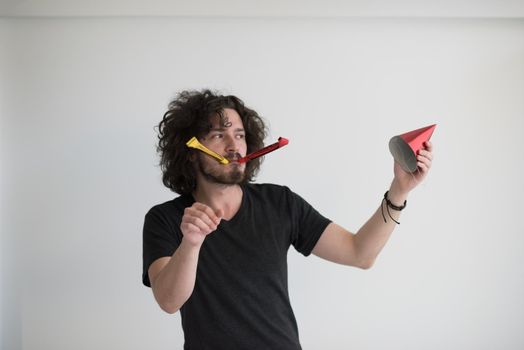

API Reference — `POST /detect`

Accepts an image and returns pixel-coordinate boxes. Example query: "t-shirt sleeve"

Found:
[142,205,181,287]
[286,187,332,257]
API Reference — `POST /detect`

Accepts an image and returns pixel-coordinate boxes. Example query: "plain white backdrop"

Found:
[1,2,524,349]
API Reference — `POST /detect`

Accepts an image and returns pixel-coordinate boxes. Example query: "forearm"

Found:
[152,239,201,314]
[354,183,408,267]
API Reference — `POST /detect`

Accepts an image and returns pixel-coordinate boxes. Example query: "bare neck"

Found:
[192,180,243,220]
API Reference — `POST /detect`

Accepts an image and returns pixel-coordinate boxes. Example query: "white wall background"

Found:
[1,2,524,349]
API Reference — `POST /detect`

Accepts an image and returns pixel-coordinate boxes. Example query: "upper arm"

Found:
[148,256,171,288]
[312,222,368,268]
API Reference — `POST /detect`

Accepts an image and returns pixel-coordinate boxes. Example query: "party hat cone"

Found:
[388,124,436,172]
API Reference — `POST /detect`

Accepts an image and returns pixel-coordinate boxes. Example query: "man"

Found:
[142,89,433,349]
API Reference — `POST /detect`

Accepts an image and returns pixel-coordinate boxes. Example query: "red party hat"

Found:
[389,124,436,172]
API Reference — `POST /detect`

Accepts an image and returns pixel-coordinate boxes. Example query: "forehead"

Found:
[209,108,244,128]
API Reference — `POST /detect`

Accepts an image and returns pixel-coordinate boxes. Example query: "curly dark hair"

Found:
[156,89,267,195]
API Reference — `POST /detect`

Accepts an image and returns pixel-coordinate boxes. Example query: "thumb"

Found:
[215,208,224,220]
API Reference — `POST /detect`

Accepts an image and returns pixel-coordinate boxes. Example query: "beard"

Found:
[197,156,245,185]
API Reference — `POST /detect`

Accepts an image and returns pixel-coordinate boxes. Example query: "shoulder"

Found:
[244,182,293,199]
[143,196,191,243]
[144,195,193,222]
[243,183,305,208]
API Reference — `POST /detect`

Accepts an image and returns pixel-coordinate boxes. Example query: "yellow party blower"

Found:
[186,137,230,165]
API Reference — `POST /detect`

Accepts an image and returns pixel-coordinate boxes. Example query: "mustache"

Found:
[225,152,242,161]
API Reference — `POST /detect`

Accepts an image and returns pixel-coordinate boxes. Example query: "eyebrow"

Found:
[209,127,245,132]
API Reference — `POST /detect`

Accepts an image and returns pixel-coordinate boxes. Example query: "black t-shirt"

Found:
[142,183,331,350]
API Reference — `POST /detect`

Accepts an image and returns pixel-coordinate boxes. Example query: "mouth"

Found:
[225,153,243,163]
[226,159,242,165]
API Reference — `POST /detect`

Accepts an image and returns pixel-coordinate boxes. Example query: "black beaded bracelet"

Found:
[381,191,407,224]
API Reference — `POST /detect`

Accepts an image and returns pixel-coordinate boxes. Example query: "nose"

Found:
[224,134,240,153]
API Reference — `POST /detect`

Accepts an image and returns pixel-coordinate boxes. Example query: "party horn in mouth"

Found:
[238,137,289,164]
[186,137,230,164]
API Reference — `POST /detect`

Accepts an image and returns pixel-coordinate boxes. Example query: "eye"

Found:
[212,133,223,139]
[236,134,245,139]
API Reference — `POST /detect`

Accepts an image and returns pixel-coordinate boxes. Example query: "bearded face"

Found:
[193,108,248,186]
[197,153,245,185]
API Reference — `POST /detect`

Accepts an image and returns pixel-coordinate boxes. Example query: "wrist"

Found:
[180,236,204,252]
[388,181,409,206]
[381,188,407,225]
